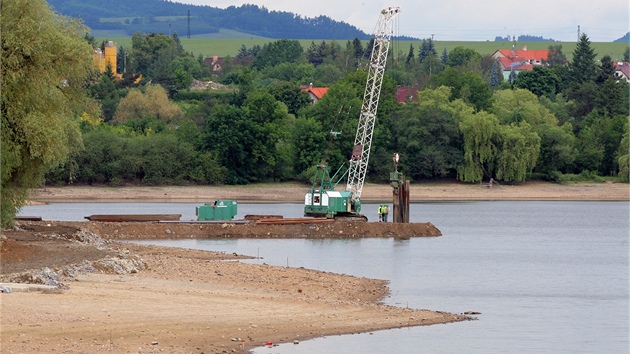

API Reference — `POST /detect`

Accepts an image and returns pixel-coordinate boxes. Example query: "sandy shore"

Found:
[28,180,630,203]
[0,230,468,353]
[1,240,466,353]
[2,181,627,353]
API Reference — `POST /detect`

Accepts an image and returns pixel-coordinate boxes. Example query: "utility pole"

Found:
[187,10,191,39]
[577,25,580,41]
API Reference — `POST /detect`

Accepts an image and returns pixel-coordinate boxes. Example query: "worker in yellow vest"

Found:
[382,204,389,222]
[377,205,383,222]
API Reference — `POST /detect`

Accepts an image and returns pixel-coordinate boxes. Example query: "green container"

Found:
[196,200,238,221]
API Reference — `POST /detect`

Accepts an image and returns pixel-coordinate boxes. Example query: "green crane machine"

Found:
[304,7,400,221]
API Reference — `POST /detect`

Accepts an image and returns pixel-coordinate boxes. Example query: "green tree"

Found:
[117,45,128,74]
[352,37,364,59]
[392,87,464,179]
[306,41,323,66]
[169,56,202,90]
[446,47,482,67]
[173,118,202,150]
[546,44,567,67]
[457,111,500,182]
[581,113,627,175]
[593,55,629,118]
[418,38,437,63]
[290,117,327,178]
[243,90,291,180]
[569,33,598,85]
[573,125,604,173]
[71,127,128,184]
[89,68,120,121]
[262,62,315,83]
[536,123,577,178]
[301,72,366,169]
[203,104,255,184]
[494,122,541,181]
[430,69,492,112]
[490,89,557,127]
[130,32,182,80]
[513,66,560,99]
[267,81,312,116]
[405,43,415,64]
[130,134,199,185]
[421,53,444,78]
[567,81,598,123]
[616,120,629,181]
[440,47,448,64]
[313,64,344,86]
[113,85,183,126]
[595,55,616,85]
[252,39,304,70]
[1,0,96,226]
[490,60,501,88]
[152,45,180,90]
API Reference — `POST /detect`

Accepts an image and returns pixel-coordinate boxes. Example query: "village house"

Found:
[614,62,630,82]
[204,55,224,74]
[492,46,549,81]
[395,87,420,103]
[93,41,118,75]
[301,84,328,104]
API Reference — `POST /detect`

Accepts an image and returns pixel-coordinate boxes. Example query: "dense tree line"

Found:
[3,1,628,226]
[2,0,630,230]
[43,32,629,189]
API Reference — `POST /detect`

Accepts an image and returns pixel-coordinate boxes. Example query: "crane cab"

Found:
[303,165,362,219]
[304,189,360,218]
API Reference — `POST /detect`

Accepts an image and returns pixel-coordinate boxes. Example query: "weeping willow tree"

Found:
[457,111,499,182]
[458,110,541,182]
[1,0,98,227]
[495,122,541,181]
[617,121,629,182]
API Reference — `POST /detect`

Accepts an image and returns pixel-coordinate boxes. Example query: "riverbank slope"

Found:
[28,180,630,203]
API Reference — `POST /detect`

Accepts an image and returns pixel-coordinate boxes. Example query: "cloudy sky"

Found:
[177,0,628,42]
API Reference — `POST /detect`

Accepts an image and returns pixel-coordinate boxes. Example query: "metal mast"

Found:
[346,6,400,200]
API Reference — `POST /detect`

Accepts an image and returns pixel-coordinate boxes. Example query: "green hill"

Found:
[47,0,373,40]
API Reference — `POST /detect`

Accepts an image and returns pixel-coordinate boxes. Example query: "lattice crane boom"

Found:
[346,6,400,200]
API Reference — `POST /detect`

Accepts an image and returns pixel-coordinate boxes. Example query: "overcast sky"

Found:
[177,0,628,42]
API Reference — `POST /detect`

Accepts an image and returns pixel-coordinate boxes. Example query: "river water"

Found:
[18,201,629,353]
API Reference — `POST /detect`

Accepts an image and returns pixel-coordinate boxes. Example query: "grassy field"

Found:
[92,30,628,61]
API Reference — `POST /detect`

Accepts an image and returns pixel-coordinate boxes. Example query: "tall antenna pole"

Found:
[577,25,580,41]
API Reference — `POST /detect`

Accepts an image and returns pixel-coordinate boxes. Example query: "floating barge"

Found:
[15,216,43,221]
[84,214,182,222]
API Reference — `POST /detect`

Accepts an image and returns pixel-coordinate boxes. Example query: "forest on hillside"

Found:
[47,0,373,39]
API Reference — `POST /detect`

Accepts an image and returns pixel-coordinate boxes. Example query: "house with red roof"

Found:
[614,62,630,82]
[396,87,420,103]
[302,85,329,104]
[204,55,224,74]
[492,46,549,81]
